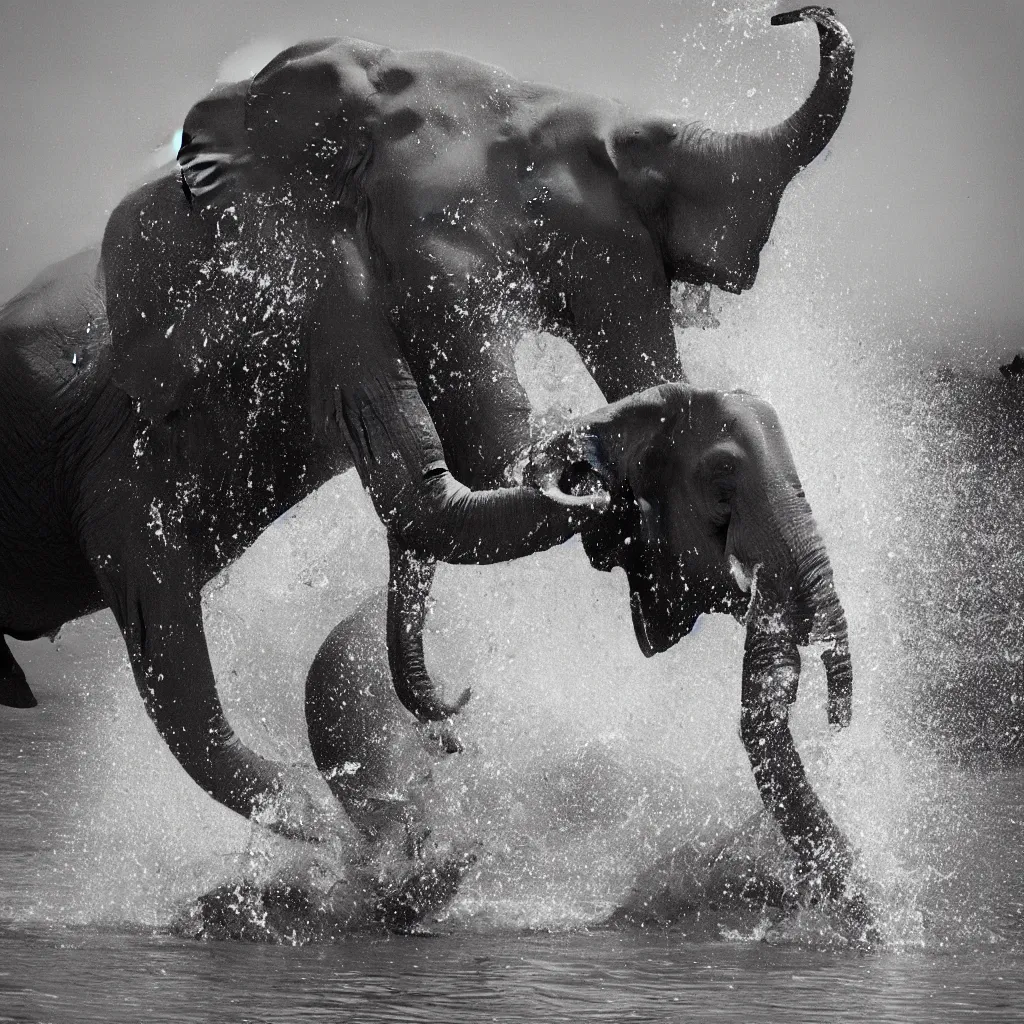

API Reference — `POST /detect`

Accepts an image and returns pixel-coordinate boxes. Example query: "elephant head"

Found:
[611,7,854,295]
[383,383,853,736]
[168,9,852,399]
[530,384,852,727]
[529,385,864,912]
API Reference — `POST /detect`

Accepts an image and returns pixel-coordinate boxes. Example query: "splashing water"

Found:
[5,207,1023,961]
[3,113,1024,967]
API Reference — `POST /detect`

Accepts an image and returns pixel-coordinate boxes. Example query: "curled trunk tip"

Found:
[763,6,855,178]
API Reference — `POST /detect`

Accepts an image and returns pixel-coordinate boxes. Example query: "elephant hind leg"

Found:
[306,590,439,850]
[0,637,37,708]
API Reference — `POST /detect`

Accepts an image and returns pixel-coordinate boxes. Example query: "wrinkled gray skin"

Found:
[2,8,852,836]
[536,384,860,912]
[242,5,848,726]
[0,243,603,836]
[310,384,864,921]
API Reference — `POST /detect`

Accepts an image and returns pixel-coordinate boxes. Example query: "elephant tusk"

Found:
[729,555,753,593]
[737,564,762,626]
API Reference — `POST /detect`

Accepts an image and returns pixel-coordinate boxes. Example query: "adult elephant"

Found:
[309,385,864,921]
[2,5,852,828]
[170,5,852,725]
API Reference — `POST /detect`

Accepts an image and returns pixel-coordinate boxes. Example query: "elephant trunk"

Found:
[761,7,855,179]
[739,624,853,899]
[700,8,853,185]
[386,537,470,743]
[784,508,854,729]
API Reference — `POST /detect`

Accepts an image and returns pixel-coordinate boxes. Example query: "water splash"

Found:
[5,178,1022,955]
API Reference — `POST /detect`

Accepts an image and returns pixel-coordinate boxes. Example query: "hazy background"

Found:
[0,0,1022,355]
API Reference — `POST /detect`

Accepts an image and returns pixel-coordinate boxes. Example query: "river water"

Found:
[4,276,1024,1020]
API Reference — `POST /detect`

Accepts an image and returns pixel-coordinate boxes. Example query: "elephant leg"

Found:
[569,284,683,402]
[0,637,37,709]
[306,593,476,933]
[425,357,533,488]
[84,536,293,825]
[306,590,427,848]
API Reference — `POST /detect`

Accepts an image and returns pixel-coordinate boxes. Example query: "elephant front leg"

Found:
[86,538,329,837]
[0,637,37,709]
[569,272,683,403]
[422,357,534,488]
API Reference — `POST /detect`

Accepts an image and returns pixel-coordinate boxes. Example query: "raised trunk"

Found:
[700,7,854,184]
[763,7,855,177]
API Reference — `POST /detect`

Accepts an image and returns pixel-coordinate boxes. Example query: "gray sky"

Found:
[1,0,1021,338]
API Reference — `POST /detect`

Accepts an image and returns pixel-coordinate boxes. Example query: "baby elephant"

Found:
[308,384,867,928]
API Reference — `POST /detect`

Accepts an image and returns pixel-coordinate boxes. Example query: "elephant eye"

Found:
[709,454,736,479]
[701,444,741,487]
[711,475,734,501]
[703,455,736,527]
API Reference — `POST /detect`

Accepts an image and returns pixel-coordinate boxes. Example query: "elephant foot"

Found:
[786,860,880,945]
[175,879,335,943]
[373,845,476,934]
[833,889,882,946]
[0,661,37,708]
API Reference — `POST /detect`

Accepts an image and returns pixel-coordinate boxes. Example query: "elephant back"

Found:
[0,247,107,396]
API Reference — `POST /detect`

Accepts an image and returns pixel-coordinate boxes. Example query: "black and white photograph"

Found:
[1,1,1022,1020]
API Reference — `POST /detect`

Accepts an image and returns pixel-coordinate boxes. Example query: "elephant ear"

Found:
[178,39,381,220]
[103,172,228,419]
[105,81,263,418]
[176,79,255,216]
